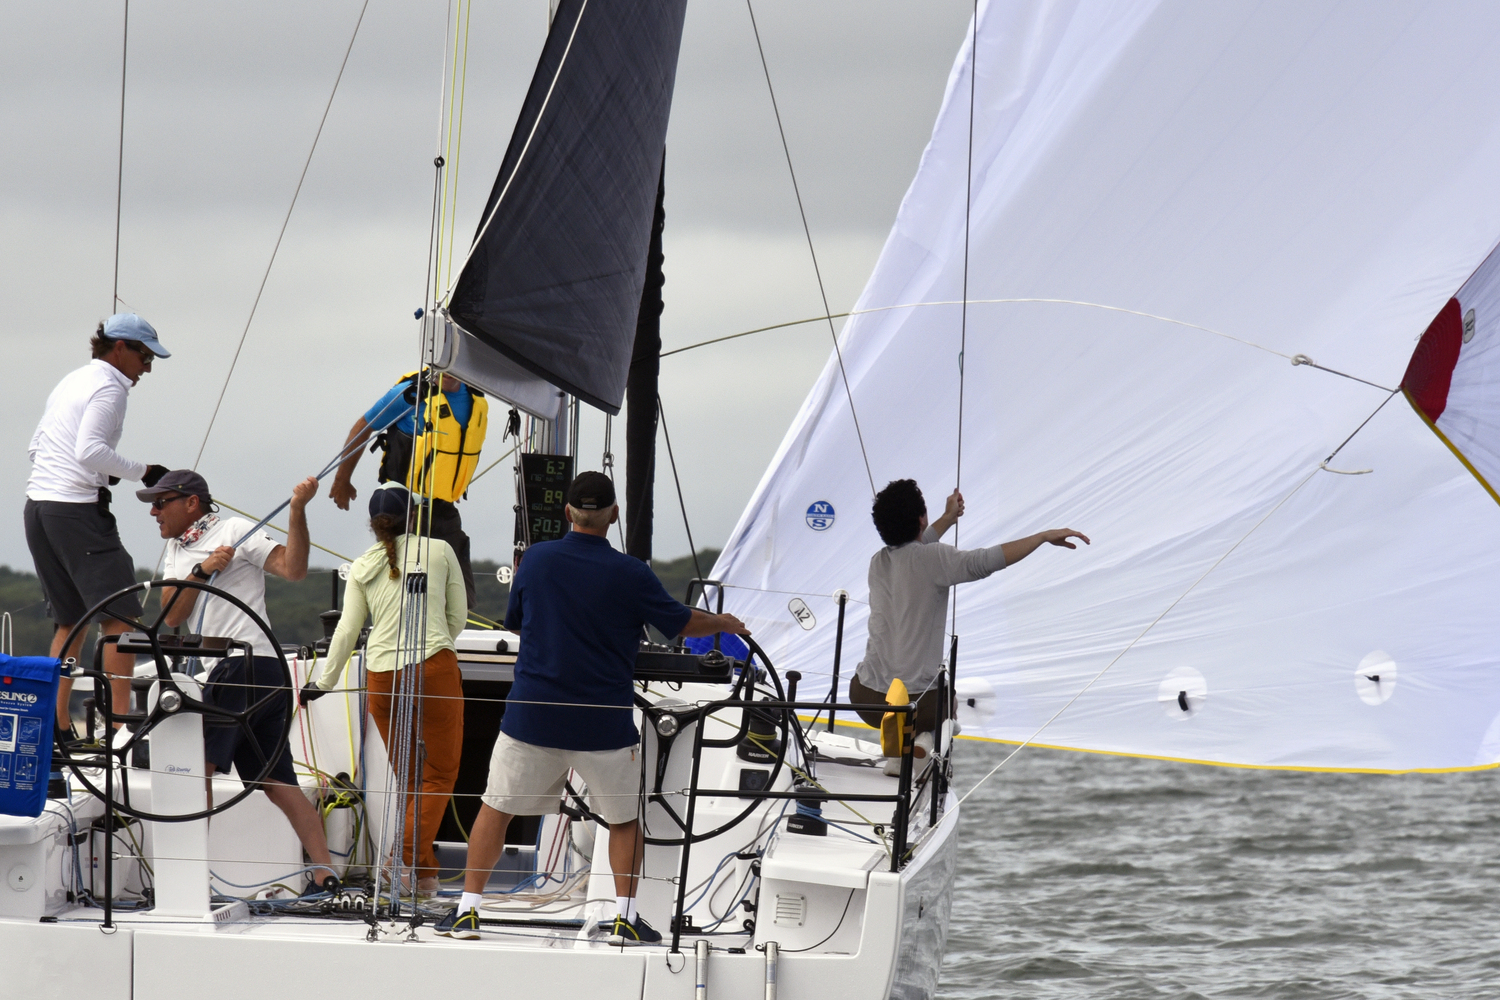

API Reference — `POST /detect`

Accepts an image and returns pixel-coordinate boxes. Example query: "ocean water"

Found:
[940,742,1500,999]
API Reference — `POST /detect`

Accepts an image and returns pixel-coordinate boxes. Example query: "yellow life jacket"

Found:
[378,371,489,503]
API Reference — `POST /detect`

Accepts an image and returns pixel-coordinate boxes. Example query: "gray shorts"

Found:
[481,730,642,825]
[24,496,143,626]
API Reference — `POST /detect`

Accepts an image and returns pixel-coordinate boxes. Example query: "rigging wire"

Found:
[433,0,461,293]
[601,413,626,549]
[466,443,519,487]
[441,0,473,294]
[111,0,129,313]
[955,387,1403,805]
[657,397,704,586]
[446,0,590,301]
[955,0,977,500]
[214,499,354,563]
[949,0,978,640]
[744,0,876,496]
[661,298,1392,392]
[193,0,370,469]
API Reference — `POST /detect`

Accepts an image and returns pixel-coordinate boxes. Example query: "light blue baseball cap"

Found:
[103,312,170,358]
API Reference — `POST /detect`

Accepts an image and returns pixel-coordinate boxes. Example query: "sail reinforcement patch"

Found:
[1157,667,1207,720]
[1355,650,1397,706]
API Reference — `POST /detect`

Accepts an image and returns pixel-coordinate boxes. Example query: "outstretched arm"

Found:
[329,417,371,510]
[1000,528,1090,567]
[679,610,750,638]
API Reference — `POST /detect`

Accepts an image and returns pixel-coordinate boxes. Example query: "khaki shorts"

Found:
[481,730,643,825]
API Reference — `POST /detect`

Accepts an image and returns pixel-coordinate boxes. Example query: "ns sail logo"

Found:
[805,501,835,531]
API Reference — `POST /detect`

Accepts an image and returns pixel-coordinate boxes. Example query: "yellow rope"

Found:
[214,499,355,563]
[434,2,462,297]
[444,0,473,290]
[435,0,473,297]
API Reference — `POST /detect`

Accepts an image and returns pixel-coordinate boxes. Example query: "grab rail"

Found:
[667,696,918,955]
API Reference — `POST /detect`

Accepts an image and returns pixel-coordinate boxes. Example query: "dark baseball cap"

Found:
[369,485,420,519]
[566,471,616,510]
[136,469,211,504]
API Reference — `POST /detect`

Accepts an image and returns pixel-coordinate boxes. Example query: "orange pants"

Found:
[366,649,464,878]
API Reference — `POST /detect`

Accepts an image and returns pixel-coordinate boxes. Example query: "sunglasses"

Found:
[132,343,156,364]
[149,494,190,512]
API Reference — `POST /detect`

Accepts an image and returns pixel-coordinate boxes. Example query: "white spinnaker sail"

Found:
[711,0,1500,772]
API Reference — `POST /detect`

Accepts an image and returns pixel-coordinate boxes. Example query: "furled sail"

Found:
[444,0,689,415]
[712,0,1500,772]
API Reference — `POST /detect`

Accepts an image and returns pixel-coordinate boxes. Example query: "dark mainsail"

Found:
[447,0,689,415]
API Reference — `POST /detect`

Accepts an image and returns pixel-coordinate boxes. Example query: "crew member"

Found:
[328,370,486,606]
[853,479,1089,770]
[306,486,467,897]
[26,314,170,728]
[143,469,339,894]
[436,472,749,945]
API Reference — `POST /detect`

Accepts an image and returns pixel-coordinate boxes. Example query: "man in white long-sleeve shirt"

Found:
[25,313,171,727]
[850,479,1088,763]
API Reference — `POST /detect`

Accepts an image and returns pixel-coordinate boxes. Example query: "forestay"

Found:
[712,0,1500,772]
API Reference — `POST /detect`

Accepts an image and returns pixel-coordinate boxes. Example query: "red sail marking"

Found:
[1401,297,1464,422]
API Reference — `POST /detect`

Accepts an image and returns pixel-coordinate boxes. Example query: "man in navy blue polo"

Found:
[438,471,748,945]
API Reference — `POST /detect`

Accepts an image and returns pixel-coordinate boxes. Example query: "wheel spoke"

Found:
[244,688,288,717]
[235,717,270,767]
[196,700,242,722]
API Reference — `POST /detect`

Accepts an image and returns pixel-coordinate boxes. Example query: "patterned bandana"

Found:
[178,513,219,548]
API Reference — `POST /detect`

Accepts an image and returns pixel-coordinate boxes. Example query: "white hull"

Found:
[0,655,959,999]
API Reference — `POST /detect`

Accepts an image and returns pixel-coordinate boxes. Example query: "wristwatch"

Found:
[189,563,211,581]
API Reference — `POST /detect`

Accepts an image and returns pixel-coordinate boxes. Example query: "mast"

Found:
[626,167,666,562]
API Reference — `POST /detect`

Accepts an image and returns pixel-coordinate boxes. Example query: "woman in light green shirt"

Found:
[311,486,468,894]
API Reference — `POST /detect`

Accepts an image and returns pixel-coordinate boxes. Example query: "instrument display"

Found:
[520,453,574,545]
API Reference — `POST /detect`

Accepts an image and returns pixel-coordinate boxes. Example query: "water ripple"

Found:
[939,743,1500,998]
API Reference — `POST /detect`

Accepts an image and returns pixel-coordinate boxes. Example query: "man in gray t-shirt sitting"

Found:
[849,479,1088,762]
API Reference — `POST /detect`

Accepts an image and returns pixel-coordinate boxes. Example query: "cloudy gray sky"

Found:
[0,0,973,576]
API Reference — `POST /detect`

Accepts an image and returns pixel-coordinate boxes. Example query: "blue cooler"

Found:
[0,655,63,818]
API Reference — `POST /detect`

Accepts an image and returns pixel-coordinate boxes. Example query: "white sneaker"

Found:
[884,732,936,776]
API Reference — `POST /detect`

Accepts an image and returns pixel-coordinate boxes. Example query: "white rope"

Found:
[663,297,1395,393]
[442,0,590,303]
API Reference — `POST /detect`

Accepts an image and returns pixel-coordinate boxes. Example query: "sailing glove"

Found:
[299,683,327,707]
[142,465,169,487]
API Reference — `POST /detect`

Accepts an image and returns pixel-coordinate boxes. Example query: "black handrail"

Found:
[667,695,917,955]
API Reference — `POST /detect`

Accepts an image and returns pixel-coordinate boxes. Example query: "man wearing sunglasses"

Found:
[25,313,171,728]
[139,468,339,895]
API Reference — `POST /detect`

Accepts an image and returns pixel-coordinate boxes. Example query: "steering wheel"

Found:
[53,579,294,823]
[636,636,797,847]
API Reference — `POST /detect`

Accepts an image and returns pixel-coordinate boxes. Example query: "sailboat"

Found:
[1,2,959,997]
[9,1,1500,997]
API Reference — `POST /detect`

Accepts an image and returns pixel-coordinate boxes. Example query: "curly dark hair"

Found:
[871,479,927,546]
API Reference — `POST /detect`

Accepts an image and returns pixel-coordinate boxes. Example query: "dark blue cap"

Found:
[369,486,417,518]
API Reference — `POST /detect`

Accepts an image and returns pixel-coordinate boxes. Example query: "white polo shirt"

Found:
[27,360,148,503]
[163,515,281,658]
